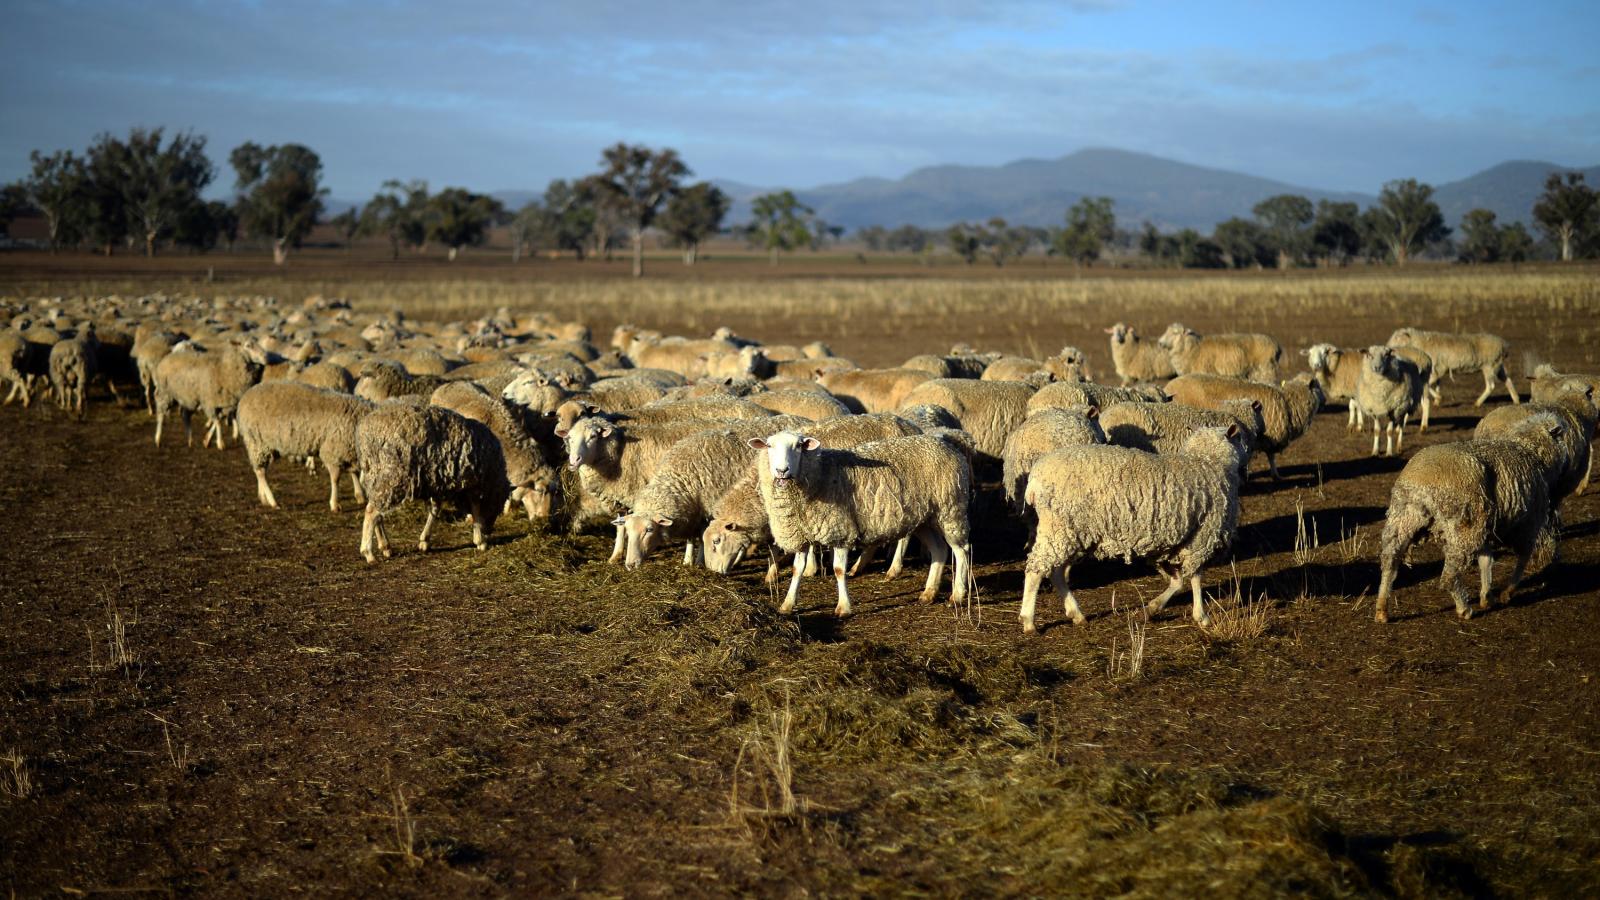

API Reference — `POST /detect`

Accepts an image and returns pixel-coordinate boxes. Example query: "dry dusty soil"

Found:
[3,286,1599,897]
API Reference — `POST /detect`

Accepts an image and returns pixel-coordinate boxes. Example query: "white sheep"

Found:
[1387,327,1516,407]
[749,430,975,617]
[1019,425,1247,632]
[1104,323,1176,385]
[1165,373,1319,480]
[1356,346,1424,457]
[1376,414,1569,622]
[1159,324,1282,383]
[1001,407,1106,512]
[237,381,374,512]
[1474,380,1596,506]
[1097,399,1263,475]
[1529,365,1600,405]
[1026,380,1166,416]
[355,402,511,563]
[48,328,98,417]
[152,342,265,448]
[896,378,1036,464]
[819,368,935,413]
[1303,343,1365,429]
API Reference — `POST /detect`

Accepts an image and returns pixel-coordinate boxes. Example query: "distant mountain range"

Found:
[328,148,1596,234]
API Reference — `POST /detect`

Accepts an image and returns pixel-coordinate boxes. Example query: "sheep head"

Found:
[748,431,821,487]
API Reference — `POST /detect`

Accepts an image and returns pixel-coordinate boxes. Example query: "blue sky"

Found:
[2,0,1595,201]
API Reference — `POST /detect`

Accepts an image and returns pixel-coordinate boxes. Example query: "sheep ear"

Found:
[543,410,557,418]
[654,516,673,527]
[748,438,769,450]
[554,427,569,438]
[510,486,526,501]
[1225,423,1241,439]
[1103,327,1116,334]
[800,437,821,451]
[1548,423,1565,439]
[585,404,601,415]
[723,521,738,531]
[598,425,614,438]
[611,516,627,526]
[724,377,734,386]
[1251,399,1263,411]
[1085,404,1100,420]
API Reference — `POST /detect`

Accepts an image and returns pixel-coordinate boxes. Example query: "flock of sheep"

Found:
[2,293,1595,632]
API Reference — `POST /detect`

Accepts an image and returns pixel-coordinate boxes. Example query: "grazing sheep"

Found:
[49,329,98,417]
[1387,328,1516,406]
[1475,380,1597,505]
[1159,324,1283,383]
[1303,344,1365,429]
[749,430,975,617]
[749,389,851,421]
[897,378,1035,465]
[1356,346,1424,457]
[354,360,448,402]
[131,330,183,414]
[1019,425,1248,632]
[1026,380,1166,416]
[0,330,35,407]
[772,356,857,380]
[628,335,735,379]
[355,402,511,563]
[1098,399,1263,474]
[980,356,1047,383]
[1376,415,1569,622]
[617,415,813,568]
[703,345,773,380]
[499,371,572,417]
[1001,407,1106,512]
[1165,373,1312,480]
[237,381,373,512]
[701,414,924,579]
[431,381,561,522]
[1104,323,1176,385]
[153,342,265,449]
[818,368,935,414]
[1530,365,1600,406]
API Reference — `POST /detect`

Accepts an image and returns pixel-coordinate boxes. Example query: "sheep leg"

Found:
[1580,453,1592,497]
[154,404,165,446]
[1019,570,1044,634]
[765,546,780,585]
[1144,564,1185,619]
[212,416,227,450]
[254,464,278,508]
[885,536,909,581]
[1419,393,1431,432]
[418,502,438,552]
[803,545,820,576]
[1477,553,1495,610]
[1440,539,1475,620]
[1267,452,1282,481]
[1499,545,1533,606]
[832,546,853,618]
[949,541,973,607]
[780,552,806,613]
[351,472,366,505]
[360,505,379,563]
[918,533,950,604]
[1503,367,1520,404]
[325,463,343,513]
[1189,574,1210,626]
[1346,403,1358,430]
[608,523,625,564]
[1475,367,1495,406]
[681,541,697,566]
[1370,419,1381,456]
[470,501,488,551]
[848,542,879,576]
[1054,565,1085,626]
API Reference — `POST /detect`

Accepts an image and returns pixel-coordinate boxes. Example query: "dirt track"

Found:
[4,292,1600,896]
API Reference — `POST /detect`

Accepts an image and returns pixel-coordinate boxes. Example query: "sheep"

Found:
[749,389,851,421]
[237,381,374,512]
[1474,380,1597,505]
[802,341,834,359]
[49,330,98,417]
[152,342,265,449]
[1356,346,1424,457]
[354,360,448,403]
[628,335,735,379]
[0,330,34,407]
[896,378,1035,465]
[1104,323,1176,385]
[1097,399,1263,474]
[392,346,453,376]
[1376,414,1569,622]
[980,356,1047,383]
[355,402,511,563]
[1387,327,1517,406]
[131,330,183,414]
[897,403,962,432]
[700,414,924,580]
[749,430,975,617]
[1530,365,1600,406]
[1018,425,1248,632]
[499,371,572,416]
[1042,346,1092,384]
[703,345,772,380]
[1388,345,1436,431]
[617,415,815,568]
[1001,407,1106,512]
[1280,372,1326,441]
[548,394,776,435]
[1158,324,1283,383]
[577,375,672,411]
[1302,344,1365,429]
[773,356,856,380]
[1026,380,1166,416]
[814,368,933,414]
[431,381,562,522]
[293,361,357,393]
[1165,373,1313,480]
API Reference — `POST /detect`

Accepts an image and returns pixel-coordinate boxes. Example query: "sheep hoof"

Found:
[1194,615,1211,628]
[778,601,795,614]
[833,604,851,618]
[417,541,429,553]
[381,547,393,559]
[917,589,937,604]
[1071,614,1087,627]
[363,552,377,564]
[1457,607,1474,620]
[1020,618,1036,634]
[329,503,340,513]
[1374,611,1389,624]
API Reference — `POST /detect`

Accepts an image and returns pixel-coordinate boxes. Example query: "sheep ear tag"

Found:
[800,437,821,452]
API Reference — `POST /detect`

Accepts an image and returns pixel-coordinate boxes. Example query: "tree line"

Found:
[4,128,1596,271]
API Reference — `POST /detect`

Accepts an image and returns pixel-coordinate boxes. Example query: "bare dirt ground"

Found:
[3,266,1600,896]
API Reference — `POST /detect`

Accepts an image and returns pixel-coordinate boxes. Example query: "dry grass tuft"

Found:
[1204,570,1274,643]
[1,749,33,799]
[1108,612,1148,680]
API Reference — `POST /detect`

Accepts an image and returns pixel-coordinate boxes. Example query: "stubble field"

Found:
[2,252,1599,897]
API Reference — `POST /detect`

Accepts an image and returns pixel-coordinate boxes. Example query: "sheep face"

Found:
[1363,345,1396,376]
[748,431,821,486]
[1387,328,1415,348]
[1305,343,1337,374]
[553,400,602,434]
[514,477,558,521]
[559,418,616,470]
[1105,323,1130,345]
[618,512,675,569]
[702,519,753,574]
[1158,323,1191,349]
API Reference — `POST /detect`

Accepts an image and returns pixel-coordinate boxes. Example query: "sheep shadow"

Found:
[1367,554,1596,622]
[1302,453,1410,487]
